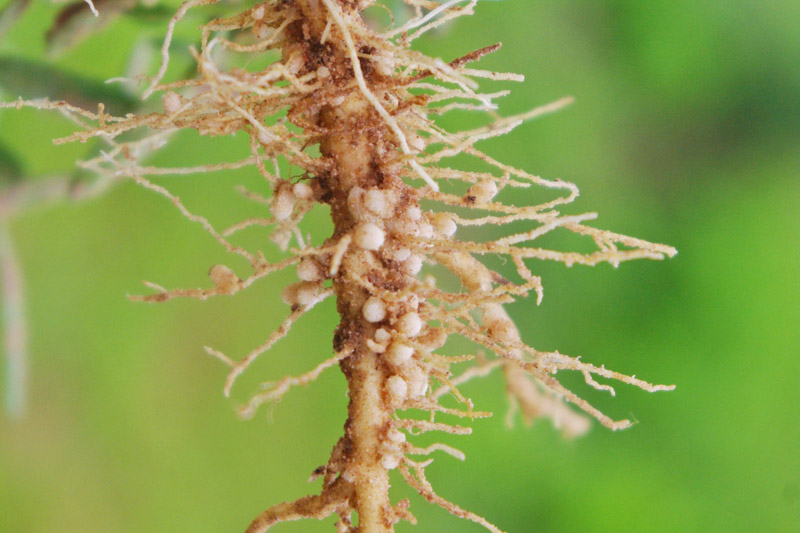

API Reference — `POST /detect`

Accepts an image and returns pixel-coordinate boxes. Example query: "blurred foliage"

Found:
[0,1,798,532]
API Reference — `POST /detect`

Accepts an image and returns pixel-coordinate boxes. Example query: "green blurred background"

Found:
[1,1,798,532]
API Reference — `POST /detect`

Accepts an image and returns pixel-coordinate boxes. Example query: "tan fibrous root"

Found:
[2,1,678,532]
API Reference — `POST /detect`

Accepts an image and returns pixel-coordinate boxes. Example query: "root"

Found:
[245,476,353,533]
[143,0,219,99]
[221,288,333,397]
[238,348,349,419]
[3,0,677,531]
[400,460,505,533]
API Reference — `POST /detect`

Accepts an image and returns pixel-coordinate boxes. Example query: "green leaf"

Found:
[0,141,23,184]
[0,0,30,44]
[0,56,139,115]
[45,0,138,54]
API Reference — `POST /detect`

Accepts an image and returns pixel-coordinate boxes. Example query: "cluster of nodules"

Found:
[367,322,432,472]
[348,184,456,255]
[270,179,314,221]
[350,184,457,471]
[267,178,316,250]
[366,317,449,471]
[282,181,458,472]
[281,181,458,308]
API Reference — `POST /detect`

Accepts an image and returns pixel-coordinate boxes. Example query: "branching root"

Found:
[2,0,677,531]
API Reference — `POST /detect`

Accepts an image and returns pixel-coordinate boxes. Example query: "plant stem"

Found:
[340,346,393,532]
[287,3,407,530]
